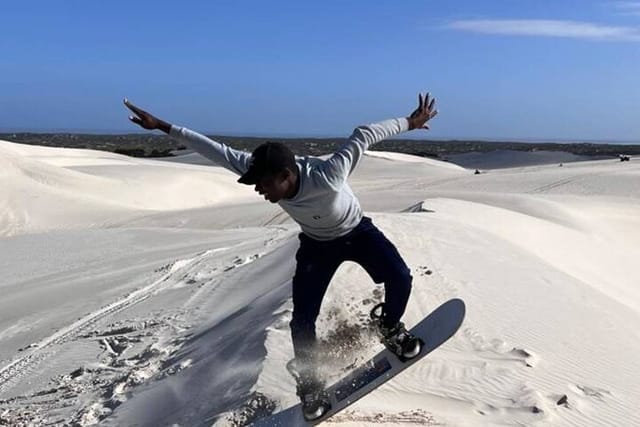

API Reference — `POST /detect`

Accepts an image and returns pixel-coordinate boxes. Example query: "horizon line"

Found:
[1,128,639,145]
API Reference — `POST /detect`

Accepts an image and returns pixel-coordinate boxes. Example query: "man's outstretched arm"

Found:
[319,92,438,187]
[124,99,251,176]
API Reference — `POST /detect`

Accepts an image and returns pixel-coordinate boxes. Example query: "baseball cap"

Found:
[238,142,297,185]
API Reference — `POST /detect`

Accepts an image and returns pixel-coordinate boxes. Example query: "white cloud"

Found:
[613,1,640,16]
[448,19,640,42]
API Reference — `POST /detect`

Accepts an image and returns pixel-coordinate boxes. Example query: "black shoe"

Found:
[300,388,331,421]
[380,322,422,360]
[370,303,422,361]
[286,359,332,421]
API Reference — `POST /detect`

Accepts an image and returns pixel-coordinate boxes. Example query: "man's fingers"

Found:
[430,109,439,119]
[124,98,145,116]
[123,98,134,111]
[418,93,424,110]
[129,116,143,126]
[423,92,431,112]
[428,96,436,112]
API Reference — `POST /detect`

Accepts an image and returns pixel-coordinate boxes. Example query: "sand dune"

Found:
[1,139,639,426]
[0,141,256,236]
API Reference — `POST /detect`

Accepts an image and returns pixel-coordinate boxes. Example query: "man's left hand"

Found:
[407,92,438,130]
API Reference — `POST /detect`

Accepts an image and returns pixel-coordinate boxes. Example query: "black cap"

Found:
[238,142,297,185]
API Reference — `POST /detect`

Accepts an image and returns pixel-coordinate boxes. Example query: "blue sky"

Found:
[1,0,639,141]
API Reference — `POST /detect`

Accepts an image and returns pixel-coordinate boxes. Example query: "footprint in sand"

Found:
[463,328,538,368]
[568,384,611,403]
[549,384,611,414]
[215,392,277,427]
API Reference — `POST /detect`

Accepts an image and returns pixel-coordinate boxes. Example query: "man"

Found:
[124,93,438,420]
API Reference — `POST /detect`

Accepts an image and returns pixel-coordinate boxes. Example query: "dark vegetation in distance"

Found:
[2,132,640,159]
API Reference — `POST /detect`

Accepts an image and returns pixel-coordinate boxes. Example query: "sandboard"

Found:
[254,298,466,426]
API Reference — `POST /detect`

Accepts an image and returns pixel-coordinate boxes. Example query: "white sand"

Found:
[1,138,639,426]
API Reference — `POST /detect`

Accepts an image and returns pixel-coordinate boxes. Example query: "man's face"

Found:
[254,171,291,203]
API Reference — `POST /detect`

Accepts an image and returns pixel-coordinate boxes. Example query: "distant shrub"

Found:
[115,148,146,157]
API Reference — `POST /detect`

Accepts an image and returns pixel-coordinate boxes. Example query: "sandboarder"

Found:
[124,93,438,420]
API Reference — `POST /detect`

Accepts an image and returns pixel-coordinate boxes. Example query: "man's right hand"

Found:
[124,99,172,134]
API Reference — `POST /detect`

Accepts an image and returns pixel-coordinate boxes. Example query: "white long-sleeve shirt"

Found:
[170,118,409,241]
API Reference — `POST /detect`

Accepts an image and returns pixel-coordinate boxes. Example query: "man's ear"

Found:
[273,169,288,184]
[282,168,294,180]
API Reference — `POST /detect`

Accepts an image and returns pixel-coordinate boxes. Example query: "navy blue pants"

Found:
[290,216,413,362]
